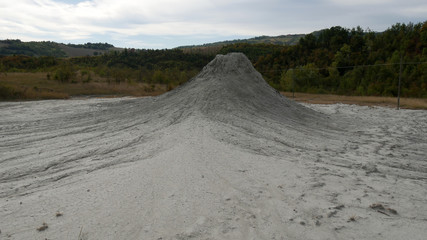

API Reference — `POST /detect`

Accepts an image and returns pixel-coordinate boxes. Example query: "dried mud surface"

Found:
[1,53,426,239]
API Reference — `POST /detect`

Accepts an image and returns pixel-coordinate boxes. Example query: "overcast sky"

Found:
[1,0,426,49]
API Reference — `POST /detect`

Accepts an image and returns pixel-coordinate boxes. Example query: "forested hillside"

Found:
[0,40,116,57]
[1,22,426,100]
[0,40,67,57]
[179,34,304,52]
[0,49,213,99]
[220,22,427,97]
[69,48,212,86]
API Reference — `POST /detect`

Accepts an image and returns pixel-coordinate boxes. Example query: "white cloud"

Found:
[398,4,427,16]
[325,0,427,16]
[326,0,391,5]
[1,0,426,48]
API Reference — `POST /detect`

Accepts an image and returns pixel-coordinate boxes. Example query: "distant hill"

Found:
[177,34,305,54]
[59,43,120,57]
[0,39,118,57]
[179,34,305,48]
[0,40,67,57]
[1,34,306,57]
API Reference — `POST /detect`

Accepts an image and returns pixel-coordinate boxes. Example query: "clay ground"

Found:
[1,53,426,239]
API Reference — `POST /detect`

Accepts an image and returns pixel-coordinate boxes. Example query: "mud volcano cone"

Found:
[160,52,326,126]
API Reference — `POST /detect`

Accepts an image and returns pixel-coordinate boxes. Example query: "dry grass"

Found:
[0,72,167,100]
[1,72,69,100]
[2,73,426,109]
[282,92,427,110]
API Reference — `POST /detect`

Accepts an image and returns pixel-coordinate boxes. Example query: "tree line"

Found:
[220,22,427,97]
[0,40,67,57]
[0,48,213,89]
[1,21,426,98]
[66,42,114,50]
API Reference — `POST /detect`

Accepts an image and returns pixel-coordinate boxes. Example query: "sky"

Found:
[0,0,426,49]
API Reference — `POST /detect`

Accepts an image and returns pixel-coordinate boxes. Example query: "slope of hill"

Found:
[58,44,117,57]
[178,34,305,50]
[1,34,303,58]
[0,39,117,57]
[0,40,67,57]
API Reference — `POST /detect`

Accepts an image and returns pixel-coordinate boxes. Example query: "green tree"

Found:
[54,62,76,83]
[333,44,352,75]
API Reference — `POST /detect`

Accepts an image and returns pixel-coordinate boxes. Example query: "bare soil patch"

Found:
[1,53,426,240]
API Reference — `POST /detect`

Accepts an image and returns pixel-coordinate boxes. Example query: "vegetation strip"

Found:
[1,22,426,101]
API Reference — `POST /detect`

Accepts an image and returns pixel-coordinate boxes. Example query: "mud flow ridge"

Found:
[0,52,343,197]
[0,53,344,194]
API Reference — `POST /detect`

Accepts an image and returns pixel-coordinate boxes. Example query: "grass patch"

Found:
[0,72,168,100]
[282,92,427,110]
[2,72,426,110]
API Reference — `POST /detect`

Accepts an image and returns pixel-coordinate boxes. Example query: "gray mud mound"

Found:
[155,52,343,154]
[1,53,426,240]
[160,52,328,126]
[0,53,345,198]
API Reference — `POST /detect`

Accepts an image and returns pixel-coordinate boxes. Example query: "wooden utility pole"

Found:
[397,54,403,110]
[292,68,295,98]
